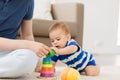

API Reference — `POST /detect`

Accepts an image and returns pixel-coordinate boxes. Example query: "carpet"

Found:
[0,66,119,80]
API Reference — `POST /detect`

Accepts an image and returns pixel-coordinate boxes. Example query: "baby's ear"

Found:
[67,33,71,40]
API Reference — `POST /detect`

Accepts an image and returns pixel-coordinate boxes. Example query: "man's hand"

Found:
[36,43,51,57]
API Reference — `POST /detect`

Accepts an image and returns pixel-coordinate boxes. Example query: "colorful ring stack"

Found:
[40,58,54,77]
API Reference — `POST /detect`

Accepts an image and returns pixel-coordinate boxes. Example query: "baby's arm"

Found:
[52,45,78,55]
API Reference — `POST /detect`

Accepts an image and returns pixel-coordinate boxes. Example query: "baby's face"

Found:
[49,29,70,48]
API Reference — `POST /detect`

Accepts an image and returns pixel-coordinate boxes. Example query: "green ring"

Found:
[47,49,56,57]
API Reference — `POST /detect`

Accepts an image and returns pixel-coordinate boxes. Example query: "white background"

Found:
[117,0,120,46]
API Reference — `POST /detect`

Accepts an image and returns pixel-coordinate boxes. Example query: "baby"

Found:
[48,22,99,76]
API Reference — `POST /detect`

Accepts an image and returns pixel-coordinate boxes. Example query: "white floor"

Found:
[0,54,119,80]
[55,54,120,80]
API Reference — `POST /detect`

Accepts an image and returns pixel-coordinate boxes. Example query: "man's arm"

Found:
[0,37,50,57]
[0,19,35,51]
[0,37,28,51]
[20,19,34,40]
[0,19,51,57]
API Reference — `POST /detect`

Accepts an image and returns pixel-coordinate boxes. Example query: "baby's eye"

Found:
[51,40,54,42]
[57,38,60,41]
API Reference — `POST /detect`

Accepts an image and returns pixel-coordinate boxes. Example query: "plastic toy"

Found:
[61,67,80,80]
[40,58,54,77]
[47,49,56,58]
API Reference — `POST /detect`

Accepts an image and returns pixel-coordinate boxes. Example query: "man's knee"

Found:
[13,49,38,70]
[5,49,38,77]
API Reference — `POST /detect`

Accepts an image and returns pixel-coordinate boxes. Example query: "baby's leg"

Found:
[52,61,56,72]
[0,49,38,78]
[84,54,100,76]
[84,65,100,76]
[35,58,42,72]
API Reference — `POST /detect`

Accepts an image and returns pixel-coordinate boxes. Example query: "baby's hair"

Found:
[48,22,70,34]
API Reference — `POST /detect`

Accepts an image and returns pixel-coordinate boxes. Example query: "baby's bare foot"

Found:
[35,66,41,73]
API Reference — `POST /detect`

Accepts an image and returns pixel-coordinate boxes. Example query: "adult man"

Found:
[0,0,50,78]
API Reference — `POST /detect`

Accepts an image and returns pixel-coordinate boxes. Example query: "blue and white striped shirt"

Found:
[51,39,96,72]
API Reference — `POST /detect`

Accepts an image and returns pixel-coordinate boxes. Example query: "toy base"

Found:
[40,73,54,77]
[37,76,57,80]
